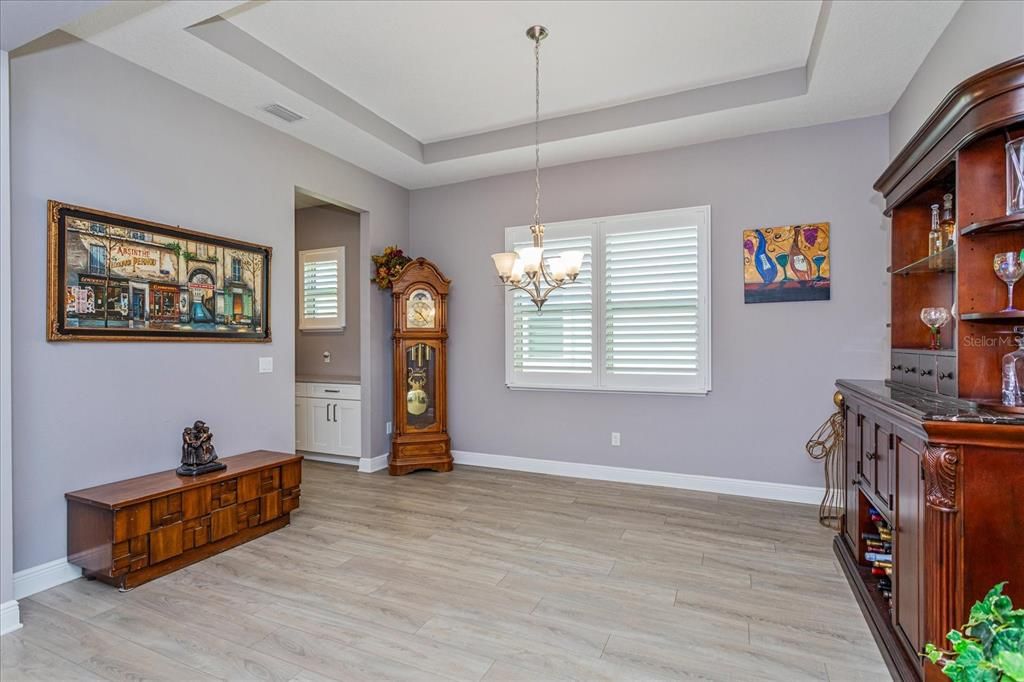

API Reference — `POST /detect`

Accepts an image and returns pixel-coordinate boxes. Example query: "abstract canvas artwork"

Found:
[743,223,830,304]
[47,200,271,341]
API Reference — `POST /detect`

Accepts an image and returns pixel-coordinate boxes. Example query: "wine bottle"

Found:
[940,193,956,247]
[928,204,943,257]
[788,228,813,281]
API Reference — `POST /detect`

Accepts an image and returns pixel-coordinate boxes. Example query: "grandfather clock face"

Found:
[406,289,436,329]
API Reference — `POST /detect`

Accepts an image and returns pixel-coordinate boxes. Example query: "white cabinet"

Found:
[296,382,361,458]
[295,398,309,451]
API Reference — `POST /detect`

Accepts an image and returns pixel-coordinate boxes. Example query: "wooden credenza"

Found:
[836,381,1024,681]
[66,450,301,589]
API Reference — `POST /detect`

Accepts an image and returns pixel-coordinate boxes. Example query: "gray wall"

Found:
[410,115,890,488]
[1,49,13,610]
[10,35,408,571]
[295,205,361,379]
[889,0,1024,157]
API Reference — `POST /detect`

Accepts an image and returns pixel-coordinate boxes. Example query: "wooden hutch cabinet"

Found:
[836,57,1024,682]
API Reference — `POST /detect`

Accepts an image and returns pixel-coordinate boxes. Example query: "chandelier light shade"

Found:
[490,25,583,311]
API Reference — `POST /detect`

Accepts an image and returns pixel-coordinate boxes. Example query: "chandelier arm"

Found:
[538,260,557,288]
[538,282,566,301]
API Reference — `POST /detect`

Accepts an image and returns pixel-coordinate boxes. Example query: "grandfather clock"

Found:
[389,258,453,475]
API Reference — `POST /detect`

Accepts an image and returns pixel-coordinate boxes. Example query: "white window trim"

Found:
[299,246,345,331]
[504,206,711,396]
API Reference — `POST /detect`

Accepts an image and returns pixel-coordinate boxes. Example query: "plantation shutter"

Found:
[604,219,706,391]
[299,246,345,330]
[504,206,710,394]
[509,228,594,386]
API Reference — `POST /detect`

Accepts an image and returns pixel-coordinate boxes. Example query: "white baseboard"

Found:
[300,452,358,466]
[0,600,21,635]
[358,453,389,473]
[452,450,824,505]
[13,557,81,600]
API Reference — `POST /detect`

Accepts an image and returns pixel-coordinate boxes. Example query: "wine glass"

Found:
[994,251,1024,312]
[920,307,950,350]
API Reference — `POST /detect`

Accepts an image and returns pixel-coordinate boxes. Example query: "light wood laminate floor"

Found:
[1,462,890,681]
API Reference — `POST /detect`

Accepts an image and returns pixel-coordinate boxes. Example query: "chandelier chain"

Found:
[533,33,541,228]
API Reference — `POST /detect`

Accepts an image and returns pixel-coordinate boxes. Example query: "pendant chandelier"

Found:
[491,25,583,311]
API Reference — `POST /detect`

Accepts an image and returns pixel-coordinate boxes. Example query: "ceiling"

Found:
[53,1,962,189]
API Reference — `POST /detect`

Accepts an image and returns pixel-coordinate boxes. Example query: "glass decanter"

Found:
[1001,329,1024,407]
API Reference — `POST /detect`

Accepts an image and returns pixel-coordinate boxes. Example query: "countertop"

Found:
[295,374,360,385]
[837,379,1024,426]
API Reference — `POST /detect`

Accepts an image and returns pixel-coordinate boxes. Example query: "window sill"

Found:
[505,384,711,397]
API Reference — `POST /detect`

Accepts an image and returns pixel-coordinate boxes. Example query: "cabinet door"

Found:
[295,398,309,451]
[937,355,957,397]
[890,353,905,383]
[917,355,937,392]
[335,399,361,456]
[898,353,920,386]
[307,398,338,453]
[859,412,876,494]
[843,402,862,552]
[894,428,925,657]
[875,420,894,516]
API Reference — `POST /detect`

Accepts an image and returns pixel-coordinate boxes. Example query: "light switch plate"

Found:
[259,357,273,373]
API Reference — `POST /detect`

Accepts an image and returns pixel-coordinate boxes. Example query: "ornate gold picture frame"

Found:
[47,200,271,342]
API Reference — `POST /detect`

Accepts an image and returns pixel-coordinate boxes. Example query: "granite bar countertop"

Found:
[837,379,1024,426]
[295,374,360,385]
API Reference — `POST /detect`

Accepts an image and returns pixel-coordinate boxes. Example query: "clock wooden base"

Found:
[389,435,453,476]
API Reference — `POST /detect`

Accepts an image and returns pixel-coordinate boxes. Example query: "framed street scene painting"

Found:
[47,200,271,342]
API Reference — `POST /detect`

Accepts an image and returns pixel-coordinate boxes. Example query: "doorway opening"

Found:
[293,189,363,467]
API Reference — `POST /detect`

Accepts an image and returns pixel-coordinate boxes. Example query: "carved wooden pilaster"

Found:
[923,445,959,512]
[923,444,962,664]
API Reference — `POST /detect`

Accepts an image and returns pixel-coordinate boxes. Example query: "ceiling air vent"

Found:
[262,104,304,123]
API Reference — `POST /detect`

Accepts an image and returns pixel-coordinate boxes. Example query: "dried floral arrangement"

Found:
[371,245,412,290]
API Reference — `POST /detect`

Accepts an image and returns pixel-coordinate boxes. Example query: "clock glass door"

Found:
[405,341,439,431]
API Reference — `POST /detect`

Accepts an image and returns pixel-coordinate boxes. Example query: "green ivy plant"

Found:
[926,583,1024,682]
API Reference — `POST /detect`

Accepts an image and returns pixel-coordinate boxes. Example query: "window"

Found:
[299,246,345,331]
[88,244,107,275]
[231,256,242,282]
[505,206,711,394]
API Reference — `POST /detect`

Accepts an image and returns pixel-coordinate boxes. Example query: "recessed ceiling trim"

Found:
[189,12,810,167]
[187,15,424,162]
[422,66,808,164]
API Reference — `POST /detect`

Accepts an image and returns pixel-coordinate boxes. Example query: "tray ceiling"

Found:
[63,0,962,189]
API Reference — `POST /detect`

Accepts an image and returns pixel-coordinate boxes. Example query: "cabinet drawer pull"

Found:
[919,369,933,376]
[939,371,954,380]
[891,364,903,371]
[904,367,917,374]
[865,451,878,461]
[324,389,340,393]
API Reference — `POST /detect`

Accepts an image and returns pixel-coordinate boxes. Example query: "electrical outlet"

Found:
[386,421,393,435]
[258,357,273,373]
[611,432,621,447]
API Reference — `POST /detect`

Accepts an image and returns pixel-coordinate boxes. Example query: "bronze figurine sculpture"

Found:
[176,420,226,476]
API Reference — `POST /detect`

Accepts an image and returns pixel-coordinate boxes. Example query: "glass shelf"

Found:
[960,311,1024,322]
[888,245,956,276]
[960,215,1024,237]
